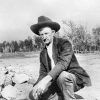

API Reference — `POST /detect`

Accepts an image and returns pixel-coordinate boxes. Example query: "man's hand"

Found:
[32,75,52,100]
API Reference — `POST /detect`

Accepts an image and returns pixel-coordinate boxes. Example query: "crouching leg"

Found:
[57,71,76,100]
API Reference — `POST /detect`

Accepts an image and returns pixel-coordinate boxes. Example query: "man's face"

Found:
[39,27,55,45]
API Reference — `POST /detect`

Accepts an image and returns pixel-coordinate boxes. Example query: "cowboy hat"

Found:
[30,16,60,35]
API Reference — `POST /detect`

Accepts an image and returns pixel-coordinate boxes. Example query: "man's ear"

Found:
[52,30,55,36]
[52,30,55,33]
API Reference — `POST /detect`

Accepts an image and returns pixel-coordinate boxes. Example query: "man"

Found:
[29,16,91,100]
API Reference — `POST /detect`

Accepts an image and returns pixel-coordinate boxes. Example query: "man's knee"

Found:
[57,71,76,85]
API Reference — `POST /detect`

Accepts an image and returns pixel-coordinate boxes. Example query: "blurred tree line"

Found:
[62,20,100,53]
[0,20,100,53]
[0,36,43,53]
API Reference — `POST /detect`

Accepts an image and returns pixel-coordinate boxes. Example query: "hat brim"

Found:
[30,21,60,35]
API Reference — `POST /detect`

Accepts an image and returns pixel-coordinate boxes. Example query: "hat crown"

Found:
[38,16,52,23]
[30,16,60,35]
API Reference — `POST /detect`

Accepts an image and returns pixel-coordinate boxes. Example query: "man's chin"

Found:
[45,42,51,46]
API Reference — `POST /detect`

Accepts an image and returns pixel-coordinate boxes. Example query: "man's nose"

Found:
[43,34,47,39]
[42,35,47,42]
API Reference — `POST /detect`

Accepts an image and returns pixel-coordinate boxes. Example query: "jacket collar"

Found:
[42,36,58,64]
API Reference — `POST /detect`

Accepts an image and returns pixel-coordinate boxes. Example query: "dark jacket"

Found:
[36,36,91,92]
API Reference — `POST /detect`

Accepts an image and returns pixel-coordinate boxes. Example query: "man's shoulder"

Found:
[54,36,71,45]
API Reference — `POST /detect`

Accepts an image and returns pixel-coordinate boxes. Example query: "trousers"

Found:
[29,71,77,100]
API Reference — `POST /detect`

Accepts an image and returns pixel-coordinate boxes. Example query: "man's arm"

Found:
[48,39,73,80]
[36,51,53,88]
[32,51,52,99]
[34,52,47,85]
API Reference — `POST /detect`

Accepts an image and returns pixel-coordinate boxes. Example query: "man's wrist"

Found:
[42,75,52,84]
[46,75,52,81]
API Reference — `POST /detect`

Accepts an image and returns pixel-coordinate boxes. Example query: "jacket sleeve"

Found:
[48,39,73,80]
[34,52,47,85]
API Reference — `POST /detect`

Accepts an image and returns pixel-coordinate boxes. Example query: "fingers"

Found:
[36,88,44,96]
[32,87,44,100]
[33,92,38,100]
[32,88,38,99]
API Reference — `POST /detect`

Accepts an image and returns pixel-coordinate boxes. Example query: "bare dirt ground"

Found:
[75,53,100,100]
[0,52,100,100]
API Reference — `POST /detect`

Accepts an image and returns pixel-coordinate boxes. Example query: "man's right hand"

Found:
[31,75,52,100]
[29,89,39,100]
[31,83,44,100]
[31,85,40,100]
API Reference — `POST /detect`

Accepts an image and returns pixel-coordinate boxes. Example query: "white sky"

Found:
[0,0,100,42]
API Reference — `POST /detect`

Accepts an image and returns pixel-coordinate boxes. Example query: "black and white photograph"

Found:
[0,0,100,100]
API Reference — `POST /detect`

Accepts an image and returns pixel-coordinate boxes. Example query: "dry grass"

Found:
[0,52,100,100]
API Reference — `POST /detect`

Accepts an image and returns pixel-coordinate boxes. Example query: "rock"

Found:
[13,73,30,84]
[1,85,19,100]
[15,83,33,100]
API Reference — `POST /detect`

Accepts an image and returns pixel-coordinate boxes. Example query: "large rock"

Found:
[1,85,19,100]
[12,73,31,84]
